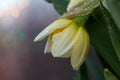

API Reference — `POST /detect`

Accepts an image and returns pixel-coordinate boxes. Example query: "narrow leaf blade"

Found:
[85,7,120,78]
[106,0,120,30]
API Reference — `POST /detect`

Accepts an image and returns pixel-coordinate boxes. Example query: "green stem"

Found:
[76,63,88,80]
[73,16,89,27]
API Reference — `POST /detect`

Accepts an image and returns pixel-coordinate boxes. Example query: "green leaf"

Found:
[85,7,120,78]
[51,0,70,15]
[86,57,105,80]
[99,4,120,61]
[105,0,120,31]
[108,26,120,61]
[104,69,118,80]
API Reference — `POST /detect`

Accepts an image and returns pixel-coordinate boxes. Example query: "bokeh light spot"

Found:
[0,0,29,18]
[11,9,20,18]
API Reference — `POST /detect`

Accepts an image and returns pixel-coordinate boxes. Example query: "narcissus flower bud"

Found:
[104,69,118,80]
[34,18,90,70]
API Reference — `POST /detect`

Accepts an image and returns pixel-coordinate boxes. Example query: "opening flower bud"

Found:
[34,18,90,70]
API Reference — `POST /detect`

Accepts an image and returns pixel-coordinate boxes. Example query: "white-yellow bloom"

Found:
[34,18,90,70]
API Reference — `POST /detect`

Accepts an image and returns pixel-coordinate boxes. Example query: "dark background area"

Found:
[0,0,74,80]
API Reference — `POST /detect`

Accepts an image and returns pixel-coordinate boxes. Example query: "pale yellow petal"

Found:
[44,36,52,53]
[71,27,90,70]
[34,19,73,42]
[51,23,78,58]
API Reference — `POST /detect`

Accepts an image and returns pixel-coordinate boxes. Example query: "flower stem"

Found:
[76,63,88,80]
